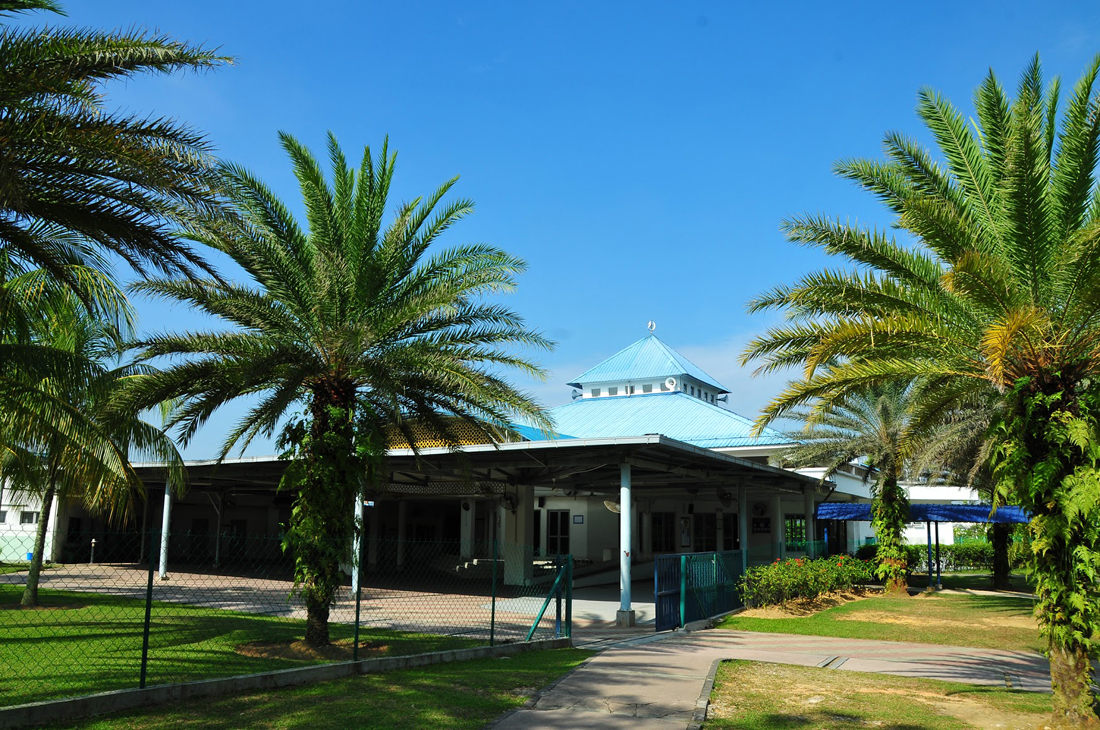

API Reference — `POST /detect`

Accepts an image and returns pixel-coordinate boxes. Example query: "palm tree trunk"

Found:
[1049,643,1100,729]
[290,379,358,648]
[990,523,1010,590]
[20,481,56,608]
[872,472,909,594]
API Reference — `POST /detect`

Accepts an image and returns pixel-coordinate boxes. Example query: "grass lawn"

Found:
[717,592,1042,653]
[0,585,481,707]
[911,571,1034,593]
[705,660,1051,729]
[0,562,28,575]
[44,648,592,730]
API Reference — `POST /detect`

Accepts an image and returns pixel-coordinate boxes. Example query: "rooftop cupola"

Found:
[567,327,729,405]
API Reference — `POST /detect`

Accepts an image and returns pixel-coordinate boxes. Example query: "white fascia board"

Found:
[906,485,981,501]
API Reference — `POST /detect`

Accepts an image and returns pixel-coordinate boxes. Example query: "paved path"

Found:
[492,628,1051,729]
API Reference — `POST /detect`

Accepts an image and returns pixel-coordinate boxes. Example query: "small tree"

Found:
[772,382,912,592]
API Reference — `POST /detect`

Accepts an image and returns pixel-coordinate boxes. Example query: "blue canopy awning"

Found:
[814,502,1030,524]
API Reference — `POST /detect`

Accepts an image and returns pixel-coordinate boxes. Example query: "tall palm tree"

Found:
[0,0,228,502]
[0,0,228,298]
[742,56,1100,727]
[773,382,912,592]
[127,133,553,647]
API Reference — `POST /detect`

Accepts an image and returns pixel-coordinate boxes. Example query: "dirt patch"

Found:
[237,639,395,662]
[834,610,1038,632]
[738,590,877,618]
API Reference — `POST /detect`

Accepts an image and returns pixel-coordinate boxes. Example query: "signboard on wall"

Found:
[752,517,771,534]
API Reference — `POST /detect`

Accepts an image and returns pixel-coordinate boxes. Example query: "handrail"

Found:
[525,561,567,642]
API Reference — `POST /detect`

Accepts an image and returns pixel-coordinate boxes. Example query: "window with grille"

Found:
[784,514,807,551]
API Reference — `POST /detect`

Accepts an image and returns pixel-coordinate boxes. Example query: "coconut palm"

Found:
[5,288,186,607]
[0,0,228,299]
[127,133,553,646]
[742,56,1100,726]
[772,382,912,592]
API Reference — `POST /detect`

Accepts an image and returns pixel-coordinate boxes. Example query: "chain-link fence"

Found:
[0,529,572,708]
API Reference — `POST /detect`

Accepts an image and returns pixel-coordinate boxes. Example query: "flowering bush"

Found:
[738,555,875,608]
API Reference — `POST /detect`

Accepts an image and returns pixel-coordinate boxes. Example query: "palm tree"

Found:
[772,382,912,592]
[908,391,1016,590]
[0,0,228,299]
[127,133,553,647]
[742,56,1100,727]
[5,288,186,607]
[0,0,228,501]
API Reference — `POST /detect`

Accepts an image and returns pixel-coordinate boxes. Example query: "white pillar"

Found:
[396,500,407,570]
[158,489,172,580]
[618,463,635,626]
[351,496,364,593]
[460,500,475,559]
[804,488,816,559]
[772,493,785,562]
[368,504,379,569]
[738,485,748,572]
[503,485,534,585]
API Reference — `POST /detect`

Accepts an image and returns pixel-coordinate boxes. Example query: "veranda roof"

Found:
[815,502,1030,524]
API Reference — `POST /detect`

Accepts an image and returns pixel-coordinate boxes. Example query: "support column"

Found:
[368,503,379,569]
[503,485,534,586]
[804,487,816,559]
[158,489,172,580]
[351,496,364,593]
[460,500,475,559]
[396,500,407,570]
[617,463,635,627]
[738,485,748,573]
[772,493,785,562]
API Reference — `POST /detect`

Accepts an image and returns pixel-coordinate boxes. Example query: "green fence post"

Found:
[490,510,498,647]
[139,528,157,689]
[565,555,573,640]
[679,554,687,629]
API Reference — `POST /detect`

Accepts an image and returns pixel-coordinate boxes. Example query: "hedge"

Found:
[739,555,875,608]
[854,542,1026,572]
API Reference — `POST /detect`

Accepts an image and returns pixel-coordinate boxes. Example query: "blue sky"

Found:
[22,1,1100,457]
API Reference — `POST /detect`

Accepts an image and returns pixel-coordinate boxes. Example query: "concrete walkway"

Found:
[492,628,1051,729]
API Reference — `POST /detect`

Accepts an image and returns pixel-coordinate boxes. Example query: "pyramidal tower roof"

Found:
[567,335,728,393]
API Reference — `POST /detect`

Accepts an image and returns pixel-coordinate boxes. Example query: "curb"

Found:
[688,657,723,730]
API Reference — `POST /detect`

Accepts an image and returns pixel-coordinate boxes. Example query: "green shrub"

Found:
[739,555,875,608]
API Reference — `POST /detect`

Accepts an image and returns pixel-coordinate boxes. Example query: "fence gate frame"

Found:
[654,549,743,632]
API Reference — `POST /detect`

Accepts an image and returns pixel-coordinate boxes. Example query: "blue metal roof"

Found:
[567,335,729,393]
[815,502,1030,524]
[540,391,792,449]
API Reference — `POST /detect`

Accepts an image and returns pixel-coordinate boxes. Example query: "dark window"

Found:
[20,511,39,525]
[722,513,740,551]
[651,512,676,552]
[0,510,6,524]
[785,514,807,551]
[547,510,570,555]
[694,513,717,552]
